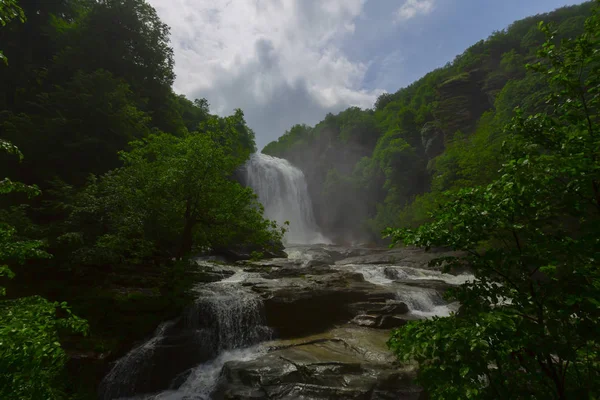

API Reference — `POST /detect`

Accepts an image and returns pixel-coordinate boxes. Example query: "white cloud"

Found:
[395,0,435,21]
[147,0,385,148]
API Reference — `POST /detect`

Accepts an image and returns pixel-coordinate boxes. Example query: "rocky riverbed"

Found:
[99,245,471,400]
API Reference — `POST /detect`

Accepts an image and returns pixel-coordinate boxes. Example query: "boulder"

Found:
[351,314,420,330]
[349,301,417,330]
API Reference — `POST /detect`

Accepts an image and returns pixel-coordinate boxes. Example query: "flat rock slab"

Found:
[218,326,423,400]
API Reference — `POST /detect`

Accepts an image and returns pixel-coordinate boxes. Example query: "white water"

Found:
[142,346,267,400]
[102,276,271,400]
[336,263,472,318]
[99,321,177,400]
[184,282,272,352]
[337,264,474,286]
[105,249,474,399]
[244,153,329,245]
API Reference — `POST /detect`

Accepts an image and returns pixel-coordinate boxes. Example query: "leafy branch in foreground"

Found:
[386,5,600,400]
[0,140,88,400]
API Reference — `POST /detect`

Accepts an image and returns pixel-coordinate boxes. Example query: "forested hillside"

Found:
[263,1,595,244]
[0,1,283,398]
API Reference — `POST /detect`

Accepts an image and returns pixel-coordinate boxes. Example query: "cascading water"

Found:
[334,263,472,317]
[99,274,271,400]
[98,321,177,400]
[184,283,272,353]
[244,153,329,245]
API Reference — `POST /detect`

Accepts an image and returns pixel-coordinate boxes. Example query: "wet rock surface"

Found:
[100,245,471,400]
[334,246,462,269]
[217,326,424,400]
[254,272,397,338]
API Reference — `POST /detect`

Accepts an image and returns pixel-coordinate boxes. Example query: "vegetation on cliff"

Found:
[263,1,595,243]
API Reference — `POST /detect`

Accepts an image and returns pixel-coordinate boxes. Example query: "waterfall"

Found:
[244,153,329,245]
[98,279,271,400]
[184,284,272,352]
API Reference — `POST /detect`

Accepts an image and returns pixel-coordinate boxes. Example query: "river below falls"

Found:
[99,244,472,400]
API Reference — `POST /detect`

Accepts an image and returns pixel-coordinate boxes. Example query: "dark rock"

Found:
[348,301,410,316]
[213,241,287,262]
[218,327,423,400]
[393,279,453,293]
[378,315,411,329]
[351,314,410,330]
[421,121,445,159]
[191,262,237,283]
[335,247,462,269]
[98,321,217,399]
[349,300,416,329]
[260,265,333,279]
[249,272,398,338]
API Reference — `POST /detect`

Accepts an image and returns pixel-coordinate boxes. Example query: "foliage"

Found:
[0,141,88,400]
[2,70,152,185]
[0,297,88,400]
[58,113,283,268]
[386,8,600,399]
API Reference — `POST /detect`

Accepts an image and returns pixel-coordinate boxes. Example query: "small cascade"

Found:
[99,277,271,400]
[335,263,471,317]
[244,153,329,245]
[144,346,267,400]
[394,288,457,318]
[184,284,272,352]
[98,321,177,400]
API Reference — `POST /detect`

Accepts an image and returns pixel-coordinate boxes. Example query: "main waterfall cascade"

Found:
[244,153,330,245]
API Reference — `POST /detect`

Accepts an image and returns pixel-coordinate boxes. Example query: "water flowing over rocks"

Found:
[100,245,472,400]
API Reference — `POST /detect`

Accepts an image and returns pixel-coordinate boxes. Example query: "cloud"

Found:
[395,0,435,21]
[147,0,385,148]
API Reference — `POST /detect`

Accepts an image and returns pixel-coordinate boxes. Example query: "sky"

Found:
[147,0,586,149]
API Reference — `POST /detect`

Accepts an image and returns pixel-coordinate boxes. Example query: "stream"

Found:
[99,244,472,400]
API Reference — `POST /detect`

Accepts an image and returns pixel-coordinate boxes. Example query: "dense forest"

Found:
[0,0,283,398]
[263,1,595,245]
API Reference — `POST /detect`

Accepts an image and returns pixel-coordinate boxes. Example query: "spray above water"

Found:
[244,153,330,245]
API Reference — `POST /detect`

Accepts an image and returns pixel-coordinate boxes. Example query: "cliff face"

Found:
[263,2,593,242]
[434,70,491,140]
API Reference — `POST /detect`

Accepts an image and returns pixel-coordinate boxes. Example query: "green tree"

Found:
[386,9,600,399]
[2,70,151,186]
[0,140,87,400]
[60,114,283,268]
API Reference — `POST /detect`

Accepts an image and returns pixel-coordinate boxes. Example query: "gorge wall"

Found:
[262,2,593,243]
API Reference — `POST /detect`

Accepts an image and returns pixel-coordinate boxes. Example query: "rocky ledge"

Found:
[218,326,424,400]
[98,245,470,399]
